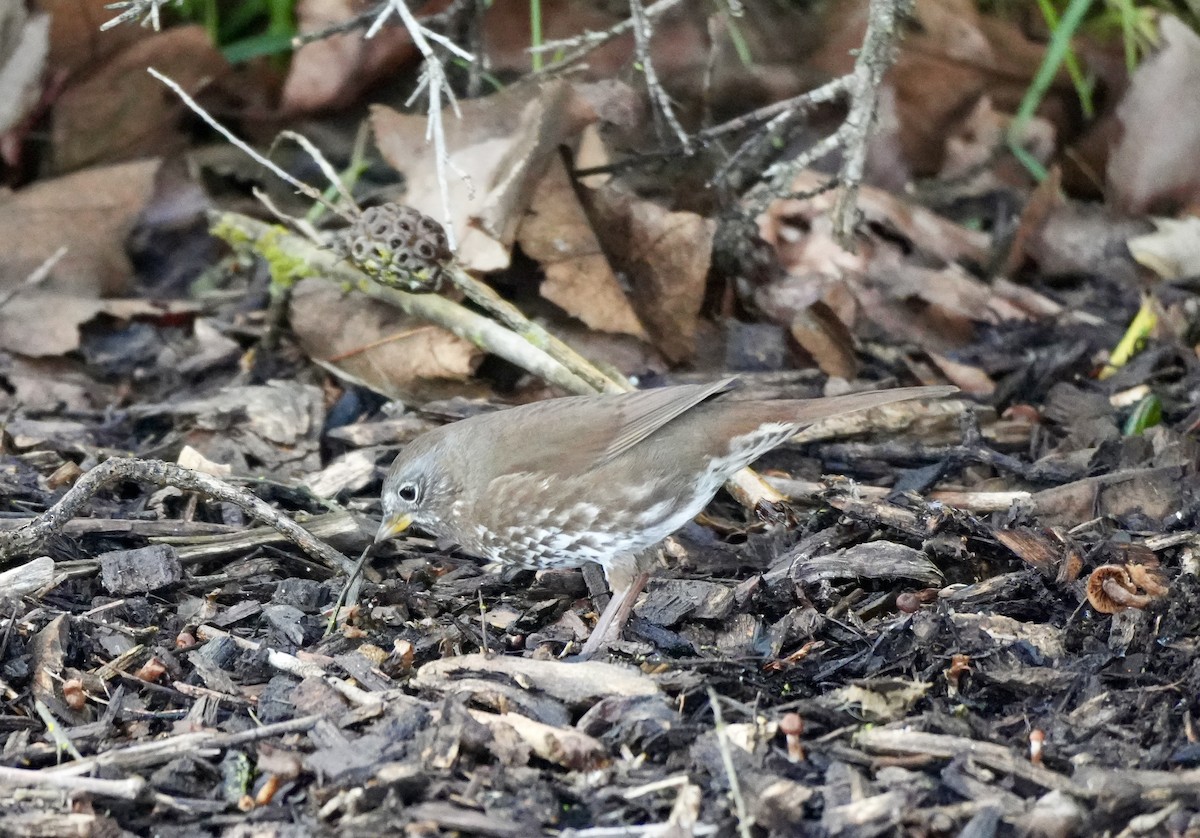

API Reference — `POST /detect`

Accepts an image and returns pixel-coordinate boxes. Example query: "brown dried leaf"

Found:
[585,186,714,363]
[926,352,995,396]
[812,0,1069,178]
[43,0,143,75]
[281,0,418,113]
[371,80,596,271]
[763,169,991,267]
[518,157,646,339]
[787,300,858,379]
[288,277,481,401]
[0,158,158,296]
[1108,15,1200,214]
[0,295,185,357]
[51,26,228,171]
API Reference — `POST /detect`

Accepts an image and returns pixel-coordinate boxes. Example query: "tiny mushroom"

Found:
[1029,729,1045,767]
[780,712,805,762]
[1086,564,1168,614]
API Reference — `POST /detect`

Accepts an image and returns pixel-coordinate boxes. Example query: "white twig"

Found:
[101,0,180,31]
[0,246,66,311]
[0,765,145,800]
[147,68,352,222]
[370,0,475,249]
[277,130,360,215]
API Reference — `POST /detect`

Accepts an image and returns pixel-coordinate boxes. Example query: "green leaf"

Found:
[1123,393,1162,436]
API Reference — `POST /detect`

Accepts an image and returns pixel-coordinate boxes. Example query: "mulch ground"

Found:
[2,255,1199,837]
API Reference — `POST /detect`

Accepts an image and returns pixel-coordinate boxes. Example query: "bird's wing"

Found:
[597,377,738,465]
[476,378,738,478]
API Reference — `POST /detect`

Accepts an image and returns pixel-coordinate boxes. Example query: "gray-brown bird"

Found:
[376,378,955,655]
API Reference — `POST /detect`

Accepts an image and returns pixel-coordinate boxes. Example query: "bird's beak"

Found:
[374,513,413,544]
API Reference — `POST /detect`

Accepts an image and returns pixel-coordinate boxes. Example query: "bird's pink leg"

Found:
[578,568,651,658]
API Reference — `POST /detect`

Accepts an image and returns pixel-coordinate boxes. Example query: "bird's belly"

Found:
[463,471,721,572]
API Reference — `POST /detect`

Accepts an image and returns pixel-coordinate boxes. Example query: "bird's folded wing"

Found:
[598,377,738,465]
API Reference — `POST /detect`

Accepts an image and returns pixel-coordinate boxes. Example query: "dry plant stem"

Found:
[830,0,910,245]
[740,0,907,227]
[708,689,755,838]
[855,728,1093,799]
[147,69,350,222]
[750,126,850,217]
[0,765,145,800]
[698,77,852,144]
[0,458,356,576]
[444,267,628,394]
[0,246,66,311]
[766,476,1030,513]
[46,715,322,777]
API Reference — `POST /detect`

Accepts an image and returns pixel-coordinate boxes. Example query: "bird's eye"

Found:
[397,483,419,503]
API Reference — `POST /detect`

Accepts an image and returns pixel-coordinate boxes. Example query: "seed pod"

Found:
[332,203,452,293]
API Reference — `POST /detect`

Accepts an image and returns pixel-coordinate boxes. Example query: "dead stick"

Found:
[0,458,355,576]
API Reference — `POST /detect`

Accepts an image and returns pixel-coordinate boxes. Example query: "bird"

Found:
[375,378,956,656]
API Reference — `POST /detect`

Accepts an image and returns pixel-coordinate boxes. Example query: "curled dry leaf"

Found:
[518,157,647,340]
[51,26,228,171]
[585,185,714,363]
[1086,564,1169,614]
[1126,217,1200,280]
[0,159,159,297]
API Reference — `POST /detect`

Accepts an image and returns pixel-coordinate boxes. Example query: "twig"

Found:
[101,0,180,31]
[830,0,911,245]
[629,0,691,152]
[707,688,754,838]
[444,266,628,394]
[0,246,66,312]
[370,0,475,248]
[46,715,322,777]
[35,699,83,761]
[0,458,356,576]
[0,765,145,800]
[146,68,352,222]
[212,211,595,395]
[531,0,687,75]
